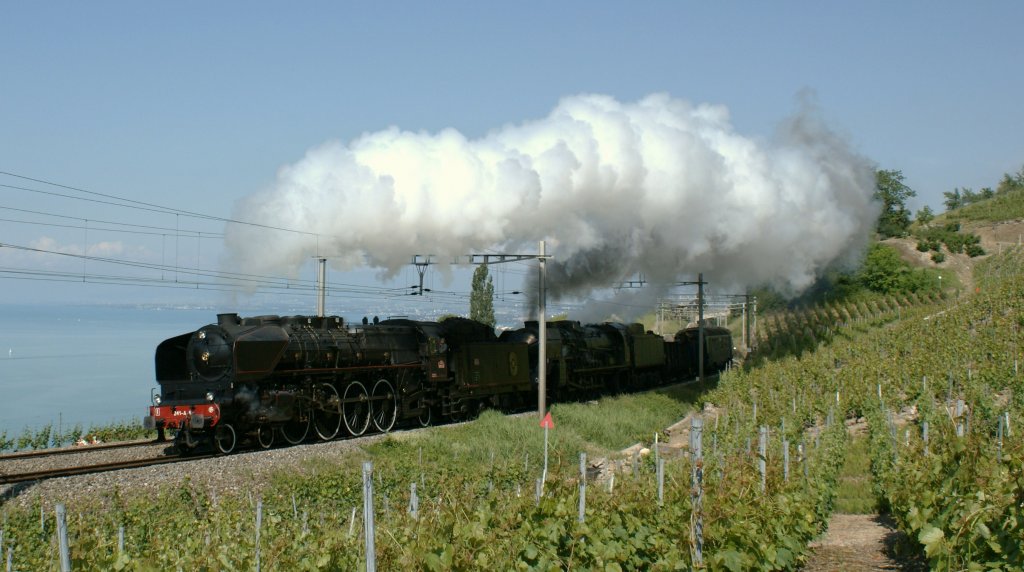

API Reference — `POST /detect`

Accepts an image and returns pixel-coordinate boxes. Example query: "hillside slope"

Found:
[880,188,1024,292]
[882,236,975,292]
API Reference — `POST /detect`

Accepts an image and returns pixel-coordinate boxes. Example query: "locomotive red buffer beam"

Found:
[145,404,221,430]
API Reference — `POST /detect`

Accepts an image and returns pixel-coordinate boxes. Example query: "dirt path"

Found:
[802,513,926,571]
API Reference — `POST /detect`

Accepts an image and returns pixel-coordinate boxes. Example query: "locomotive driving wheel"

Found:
[371,379,397,433]
[281,411,311,445]
[313,382,342,441]
[214,423,237,455]
[417,404,433,427]
[342,381,371,436]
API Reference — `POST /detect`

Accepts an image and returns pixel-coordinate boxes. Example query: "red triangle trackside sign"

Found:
[540,411,554,429]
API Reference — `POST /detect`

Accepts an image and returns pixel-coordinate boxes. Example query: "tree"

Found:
[915,205,934,226]
[996,166,1024,195]
[858,243,932,294]
[858,243,906,293]
[874,169,916,238]
[943,188,963,211]
[469,264,495,327]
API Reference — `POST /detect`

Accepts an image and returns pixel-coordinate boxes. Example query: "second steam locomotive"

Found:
[145,314,732,454]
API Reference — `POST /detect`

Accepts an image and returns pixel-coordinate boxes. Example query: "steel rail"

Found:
[0,453,212,485]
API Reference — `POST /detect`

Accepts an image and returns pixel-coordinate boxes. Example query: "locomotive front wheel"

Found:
[371,379,398,433]
[343,381,371,436]
[256,425,275,449]
[313,383,342,441]
[214,423,237,455]
[281,413,311,445]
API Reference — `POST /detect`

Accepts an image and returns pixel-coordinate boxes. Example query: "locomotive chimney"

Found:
[217,313,240,327]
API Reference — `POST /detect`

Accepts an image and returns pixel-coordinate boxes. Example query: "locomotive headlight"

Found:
[201,351,210,362]
[153,395,162,406]
[206,391,215,402]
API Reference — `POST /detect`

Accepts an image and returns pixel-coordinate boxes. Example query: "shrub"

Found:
[31,423,53,449]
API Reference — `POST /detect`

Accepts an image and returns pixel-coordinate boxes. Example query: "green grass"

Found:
[833,435,877,514]
[270,383,702,501]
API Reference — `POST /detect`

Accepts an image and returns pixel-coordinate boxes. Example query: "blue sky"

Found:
[1,1,1022,308]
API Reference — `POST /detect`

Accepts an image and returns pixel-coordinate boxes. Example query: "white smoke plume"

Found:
[225,93,879,309]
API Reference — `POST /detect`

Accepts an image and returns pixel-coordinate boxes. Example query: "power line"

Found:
[0,170,547,281]
[1,240,311,289]
[0,215,224,239]
[0,204,222,236]
[0,171,574,311]
[0,239,492,304]
[0,171,319,237]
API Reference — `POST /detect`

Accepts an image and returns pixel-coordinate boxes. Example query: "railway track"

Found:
[0,438,163,462]
[0,453,212,485]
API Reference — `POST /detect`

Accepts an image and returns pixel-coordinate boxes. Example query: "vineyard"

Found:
[1,249,1021,570]
[748,289,946,364]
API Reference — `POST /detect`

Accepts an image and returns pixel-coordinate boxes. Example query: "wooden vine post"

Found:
[362,461,376,572]
[758,426,767,493]
[56,504,70,572]
[578,452,586,523]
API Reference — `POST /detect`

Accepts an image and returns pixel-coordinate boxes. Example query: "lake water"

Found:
[0,304,218,436]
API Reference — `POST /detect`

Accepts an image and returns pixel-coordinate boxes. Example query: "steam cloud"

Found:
[225,93,879,311]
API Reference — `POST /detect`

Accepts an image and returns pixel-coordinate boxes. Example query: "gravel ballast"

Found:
[1,433,392,511]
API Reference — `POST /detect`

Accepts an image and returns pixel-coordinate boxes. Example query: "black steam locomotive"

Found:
[145,313,732,454]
